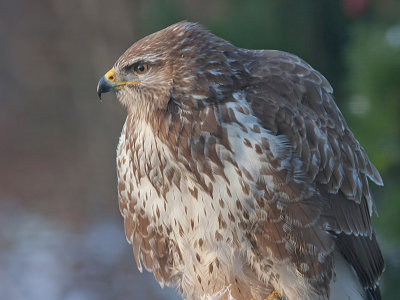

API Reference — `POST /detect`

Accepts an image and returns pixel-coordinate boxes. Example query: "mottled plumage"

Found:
[97,22,384,300]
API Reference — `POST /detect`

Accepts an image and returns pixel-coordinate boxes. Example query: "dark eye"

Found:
[133,63,149,75]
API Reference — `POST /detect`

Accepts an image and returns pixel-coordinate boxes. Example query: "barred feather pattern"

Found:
[108,21,384,300]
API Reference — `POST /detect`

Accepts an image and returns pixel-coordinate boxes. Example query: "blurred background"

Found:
[0,0,399,299]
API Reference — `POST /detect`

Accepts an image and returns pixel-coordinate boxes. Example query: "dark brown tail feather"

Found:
[335,232,384,300]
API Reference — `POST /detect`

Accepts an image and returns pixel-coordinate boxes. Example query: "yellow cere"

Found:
[105,68,116,82]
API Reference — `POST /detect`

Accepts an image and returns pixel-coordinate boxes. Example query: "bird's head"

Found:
[97,21,240,119]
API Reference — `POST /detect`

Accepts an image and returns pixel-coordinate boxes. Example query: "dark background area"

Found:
[1,0,399,299]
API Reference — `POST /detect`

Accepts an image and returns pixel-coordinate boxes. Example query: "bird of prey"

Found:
[97,21,384,300]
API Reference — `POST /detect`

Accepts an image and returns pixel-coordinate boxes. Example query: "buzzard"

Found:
[97,22,384,300]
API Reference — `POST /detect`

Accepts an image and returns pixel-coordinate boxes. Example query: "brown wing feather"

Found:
[245,50,384,294]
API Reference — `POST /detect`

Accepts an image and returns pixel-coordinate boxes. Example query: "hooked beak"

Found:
[97,68,141,100]
[97,68,117,100]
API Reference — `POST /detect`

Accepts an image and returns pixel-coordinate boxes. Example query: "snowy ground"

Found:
[0,200,180,300]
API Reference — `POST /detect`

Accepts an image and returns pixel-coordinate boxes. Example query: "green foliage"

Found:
[343,11,400,299]
[345,24,400,172]
[344,22,400,241]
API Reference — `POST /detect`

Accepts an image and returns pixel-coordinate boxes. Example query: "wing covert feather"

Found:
[245,50,384,293]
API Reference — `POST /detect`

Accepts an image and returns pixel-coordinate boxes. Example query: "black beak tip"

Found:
[97,77,105,100]
[97,83,102,100]
[97,76,114,100]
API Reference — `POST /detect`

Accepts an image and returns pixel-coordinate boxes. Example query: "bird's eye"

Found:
[133,63,149,75]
